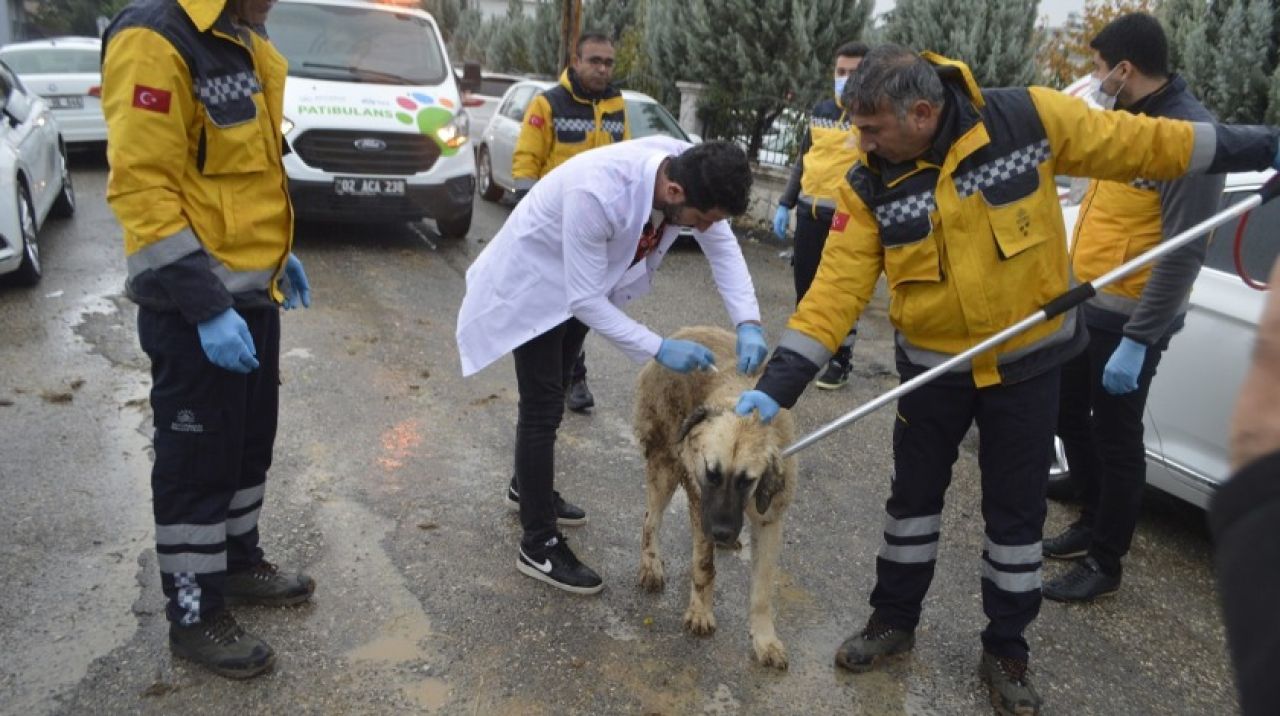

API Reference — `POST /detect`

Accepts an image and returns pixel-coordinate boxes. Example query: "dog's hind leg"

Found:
[639,455,680,592]
[682,500,717,636]
[748,518,788,669]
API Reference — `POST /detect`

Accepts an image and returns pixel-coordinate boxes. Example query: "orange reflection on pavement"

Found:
[376,418,423,471]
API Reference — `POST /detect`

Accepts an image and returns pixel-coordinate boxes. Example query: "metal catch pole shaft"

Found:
[782,189,1268,458]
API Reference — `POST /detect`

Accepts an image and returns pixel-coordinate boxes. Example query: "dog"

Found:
[633,325,797,669]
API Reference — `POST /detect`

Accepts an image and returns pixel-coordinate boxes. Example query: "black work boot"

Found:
[169,610,275,679]
[833,618,915,673]
[1042,522,1093,560]
[979,651,1043,716]
[506,478,587,526]
[566,377,595,413]
[1043,556,1121,603]
[223,561,316,607]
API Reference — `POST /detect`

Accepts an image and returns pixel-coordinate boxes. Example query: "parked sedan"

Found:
[1055,171,1277,508]
[0,59,76,286]
[475,79,694,202]
[0,37,105,146]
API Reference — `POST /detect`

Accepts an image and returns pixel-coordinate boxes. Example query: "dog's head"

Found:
[677,405,786,546]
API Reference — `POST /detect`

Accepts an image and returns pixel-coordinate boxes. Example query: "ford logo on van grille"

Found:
[353,138,387,152]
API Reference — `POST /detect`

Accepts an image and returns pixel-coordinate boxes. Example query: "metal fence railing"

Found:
[696,94,811,169]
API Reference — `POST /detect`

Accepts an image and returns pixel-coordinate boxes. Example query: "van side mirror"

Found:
[460,61,481,93]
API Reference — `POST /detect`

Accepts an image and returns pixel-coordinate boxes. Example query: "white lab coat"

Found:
[456,136,761,377]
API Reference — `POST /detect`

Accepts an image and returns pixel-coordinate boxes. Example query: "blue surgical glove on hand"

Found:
[1102,336,1147,395]
[772,205,791,240]
[281,253,311,310]
[656,338,716,373]
[735,390,780,424]
[736,322,768,374]
[197,308,259,373]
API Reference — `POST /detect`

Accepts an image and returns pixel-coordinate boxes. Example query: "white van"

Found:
[265,0,476,237]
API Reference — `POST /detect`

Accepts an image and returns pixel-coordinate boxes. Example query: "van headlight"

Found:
[435,111,469,151]
[281,116,295,136]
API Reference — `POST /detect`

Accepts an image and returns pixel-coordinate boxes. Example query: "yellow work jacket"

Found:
[103,0,292,322]
[798,97,863,208]
[512,69,629,189]
[784,54,1201,388]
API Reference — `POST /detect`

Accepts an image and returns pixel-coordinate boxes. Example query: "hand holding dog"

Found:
[656,338,716,373]
[735,390,780,424]
[735,323,768,374]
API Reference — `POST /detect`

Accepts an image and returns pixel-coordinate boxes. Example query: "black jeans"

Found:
[1057,325,1166,576]
[138,307,279,624]
[871,367,1059,662]
[792,202,855,352]
[512,318,590,550]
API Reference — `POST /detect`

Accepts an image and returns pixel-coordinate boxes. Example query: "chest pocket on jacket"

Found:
[601,110,625,142]
[196,71,267,176]
[877,191,942,288]
[554,116,591,144]
[961,140,1052,260]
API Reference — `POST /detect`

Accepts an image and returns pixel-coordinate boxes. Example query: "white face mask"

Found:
[1088,65,1124,110]
[834,75,848,99]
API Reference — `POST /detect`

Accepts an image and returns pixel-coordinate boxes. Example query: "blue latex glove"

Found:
[281,253,311,310]
[736,322,768,374]
[735,390,781,424]
[1102,336,1147,395]
[772,205,790,240]
[197,308,259,373]
[655,338,716,373]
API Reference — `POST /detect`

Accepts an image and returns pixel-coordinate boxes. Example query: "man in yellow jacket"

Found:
[735,45,1280,714]
[103,0,315,679]
[511,31,630,414]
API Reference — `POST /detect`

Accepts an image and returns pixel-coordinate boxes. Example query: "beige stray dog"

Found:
[633,325,797,669]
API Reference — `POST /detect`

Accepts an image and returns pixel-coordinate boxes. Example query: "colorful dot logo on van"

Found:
[394,94,461,156]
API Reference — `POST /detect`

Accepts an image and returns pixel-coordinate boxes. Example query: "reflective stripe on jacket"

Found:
[511,69,629,189]
[102,0,292,323]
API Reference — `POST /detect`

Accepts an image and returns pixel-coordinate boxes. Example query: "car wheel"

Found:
[478,147,504,202]
[437,208,472,239]
[12,182,42,286]
[50,144,75,218]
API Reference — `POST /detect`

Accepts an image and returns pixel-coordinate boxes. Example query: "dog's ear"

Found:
[754,451,785,515]
[677,406,713,444]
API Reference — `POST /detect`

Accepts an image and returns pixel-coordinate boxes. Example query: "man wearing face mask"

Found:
[1041,13,1226,604]
[457,137,766,595]
[512,32,631,417]
[734,44,1280,714]
[774,41,869,390]
[102,0,314,679]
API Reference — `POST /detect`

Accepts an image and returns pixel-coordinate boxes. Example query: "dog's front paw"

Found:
[638,558,666,592]
[753,635,788,670]
[683,605,717,635]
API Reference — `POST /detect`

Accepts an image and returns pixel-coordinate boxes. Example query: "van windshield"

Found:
[267,3,447,85]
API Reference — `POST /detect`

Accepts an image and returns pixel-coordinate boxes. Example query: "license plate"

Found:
[47,95,83,110]
[333,177,406,197]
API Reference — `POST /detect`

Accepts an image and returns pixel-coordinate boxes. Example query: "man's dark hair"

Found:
[1090,13,1169,78]
[576,32,613,55]
[842,43,944,117]
[836,41,870,60]
[667,141,753,215]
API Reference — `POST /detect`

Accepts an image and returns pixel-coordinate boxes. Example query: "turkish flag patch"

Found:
[528,114,545,128]
[132,84,172,114]
[830,211,850,232]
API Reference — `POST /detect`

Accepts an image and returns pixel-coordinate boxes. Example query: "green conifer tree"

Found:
[884,0,1041,86]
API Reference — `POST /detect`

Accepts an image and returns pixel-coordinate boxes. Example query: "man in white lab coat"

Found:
[457,137,768,594]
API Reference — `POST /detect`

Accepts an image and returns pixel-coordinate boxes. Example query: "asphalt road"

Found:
[0,153,1238,715]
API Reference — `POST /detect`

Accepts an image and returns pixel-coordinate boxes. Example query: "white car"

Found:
[1056,171,1277,507]
[461,70,524,145]
[475,79,694,202]
[265,0,476,236]
[0,37,106,146]
[0,59,75,286]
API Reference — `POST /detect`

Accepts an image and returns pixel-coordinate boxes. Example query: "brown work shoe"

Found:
[834,618,915,673]
[224,561,316,607]
[979,651,1043,715]
[169,610,275,679]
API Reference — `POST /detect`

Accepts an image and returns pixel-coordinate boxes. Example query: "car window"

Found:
[267,3,447,85]
[503,86,536,120]
[0,48,100,74]
[1206,189,1280,280]
[626,99,688,141]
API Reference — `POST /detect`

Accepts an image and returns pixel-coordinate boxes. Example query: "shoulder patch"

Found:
[132,84,172,113]
[528,114,545,128]
[831,212,850,232]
